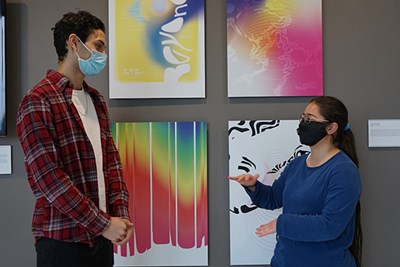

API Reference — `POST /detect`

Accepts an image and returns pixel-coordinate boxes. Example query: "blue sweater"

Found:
[246,151,361,267]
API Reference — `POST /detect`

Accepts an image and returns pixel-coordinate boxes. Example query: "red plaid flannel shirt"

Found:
[17,70,130,246]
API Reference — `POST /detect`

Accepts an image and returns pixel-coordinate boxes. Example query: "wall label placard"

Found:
[0,145,11,174]
[368,119,400,147]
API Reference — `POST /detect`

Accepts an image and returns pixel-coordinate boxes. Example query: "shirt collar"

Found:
[45,69,95,94]
[45,69,72,92]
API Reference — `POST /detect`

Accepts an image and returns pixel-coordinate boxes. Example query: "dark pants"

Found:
[36,236,114,267]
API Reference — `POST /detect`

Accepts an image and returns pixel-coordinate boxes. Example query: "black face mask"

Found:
[297,120,328,146]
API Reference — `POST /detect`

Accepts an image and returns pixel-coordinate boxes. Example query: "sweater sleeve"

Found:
[277,163,361,242]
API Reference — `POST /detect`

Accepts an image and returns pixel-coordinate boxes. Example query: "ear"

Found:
[326,122,339,135]
[67,34,78,50]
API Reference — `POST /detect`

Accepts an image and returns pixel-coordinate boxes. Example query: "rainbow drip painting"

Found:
[112,121,208,266]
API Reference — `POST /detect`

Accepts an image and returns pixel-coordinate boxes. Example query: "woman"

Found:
[229,96,362,267]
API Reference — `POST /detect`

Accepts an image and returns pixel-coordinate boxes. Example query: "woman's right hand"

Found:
[228,173,260,187]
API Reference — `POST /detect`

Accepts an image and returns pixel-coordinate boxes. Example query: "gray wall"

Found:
[1,0,399,266]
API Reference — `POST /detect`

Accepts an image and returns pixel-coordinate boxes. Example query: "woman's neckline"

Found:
[306,149,341,168]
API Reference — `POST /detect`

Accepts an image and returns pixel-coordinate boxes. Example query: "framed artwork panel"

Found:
[228,120,310,265]
[109,0,205,99]
[0,0,5,136]
[227,0,323,97]
[112,121,208,266]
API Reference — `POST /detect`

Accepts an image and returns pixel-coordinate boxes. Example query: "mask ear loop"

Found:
[74,35,94,61]
[70,34,82,60]
[76,36,93,54]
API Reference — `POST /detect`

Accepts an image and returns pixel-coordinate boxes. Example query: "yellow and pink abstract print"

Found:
[227,0,323,97]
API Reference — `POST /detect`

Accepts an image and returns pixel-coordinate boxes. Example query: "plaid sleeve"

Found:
[98,98,130,220]
[106,132,130,219]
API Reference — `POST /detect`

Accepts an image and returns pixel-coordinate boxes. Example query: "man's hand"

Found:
[115,219,134,245]
[102,217,133,244]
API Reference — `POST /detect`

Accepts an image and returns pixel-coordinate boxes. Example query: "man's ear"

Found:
[67,34,78,50]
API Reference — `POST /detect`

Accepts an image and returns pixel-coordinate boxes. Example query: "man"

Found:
[16,11,132,267]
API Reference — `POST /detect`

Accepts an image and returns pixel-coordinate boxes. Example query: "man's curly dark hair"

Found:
[52,11,106,62]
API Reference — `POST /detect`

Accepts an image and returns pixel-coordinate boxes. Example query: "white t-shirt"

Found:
[72,89,106,212]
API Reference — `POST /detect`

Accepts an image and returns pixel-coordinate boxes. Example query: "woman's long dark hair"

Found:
[310,96,363,267]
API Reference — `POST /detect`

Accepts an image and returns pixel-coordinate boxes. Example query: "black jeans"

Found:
[36,236,113,267]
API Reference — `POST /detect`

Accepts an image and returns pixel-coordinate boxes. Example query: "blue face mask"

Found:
[75,37,107,76]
